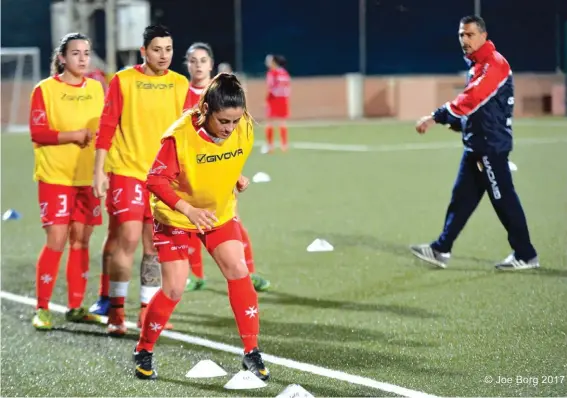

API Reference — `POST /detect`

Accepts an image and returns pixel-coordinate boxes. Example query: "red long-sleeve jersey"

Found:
[146,137,182,209]
[95,75,123,151]
[266,67,291,101]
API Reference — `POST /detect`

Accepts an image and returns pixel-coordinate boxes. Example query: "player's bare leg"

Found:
[33,224,69,330]
[212,240,269,381]
[135,258,188,379]
[107,220,143,336]
[138,223,173,329]
[89,216,118,316]
[66,222,100,323]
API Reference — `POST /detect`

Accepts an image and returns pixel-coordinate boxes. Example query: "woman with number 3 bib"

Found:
[29,32,105,330]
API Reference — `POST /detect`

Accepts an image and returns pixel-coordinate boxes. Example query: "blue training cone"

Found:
[2,209,22,221]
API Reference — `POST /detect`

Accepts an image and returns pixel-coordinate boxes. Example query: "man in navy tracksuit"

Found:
[410,15,539,270]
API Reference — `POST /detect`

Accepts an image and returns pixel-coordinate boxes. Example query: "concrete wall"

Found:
[2,73,565,130]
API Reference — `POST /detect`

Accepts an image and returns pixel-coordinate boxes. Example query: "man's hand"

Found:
[415,115,436,134]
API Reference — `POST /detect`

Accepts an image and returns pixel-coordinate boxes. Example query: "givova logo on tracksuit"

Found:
[482,156,501,200]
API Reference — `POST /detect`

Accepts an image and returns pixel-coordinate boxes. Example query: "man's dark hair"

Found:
[142,25,171,48]
[460,15,486,33]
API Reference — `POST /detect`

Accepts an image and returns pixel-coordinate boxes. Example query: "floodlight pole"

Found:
[105,0,117,74]
[234,0,243,73]
[359,0,366,75]
[474,0,481,16]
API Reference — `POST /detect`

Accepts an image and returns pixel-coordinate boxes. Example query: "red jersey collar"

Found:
[189,84,205,95]
[192,116,222,144]
[467,40,495,63]
[197,127,215,143]
[54,75,86,87]
[134,64,169,76]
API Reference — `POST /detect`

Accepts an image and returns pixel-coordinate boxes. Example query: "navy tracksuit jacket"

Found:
[430,40,536,261]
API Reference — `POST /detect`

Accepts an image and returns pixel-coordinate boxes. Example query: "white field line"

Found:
[263,118,567,129]
[0,290,438,398]
[255,136,567,153]
[3,118,566,136]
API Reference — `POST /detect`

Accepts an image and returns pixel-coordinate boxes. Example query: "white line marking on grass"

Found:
[255,137,567,153]
[1,290,437,398]
[271,118,567,129]
[5,118,565,136]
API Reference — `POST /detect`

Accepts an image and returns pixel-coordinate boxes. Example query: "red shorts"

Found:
[153,218,243,263]
[38,182,102,227]
[266,98,289,119]
[105,173,152,224]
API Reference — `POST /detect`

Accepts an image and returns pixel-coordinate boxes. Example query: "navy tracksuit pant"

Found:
[431,150,537,261]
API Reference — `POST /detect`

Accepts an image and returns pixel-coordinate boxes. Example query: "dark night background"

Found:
[2,0,566,78]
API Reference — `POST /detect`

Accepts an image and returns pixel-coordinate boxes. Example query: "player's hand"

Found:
[236,175,250,193]
[83,130,94,147]
[78,130,93,148]
[416,115,435,134]
[93,169,109,199]
[72,129,90,147]
[184,206,218,234]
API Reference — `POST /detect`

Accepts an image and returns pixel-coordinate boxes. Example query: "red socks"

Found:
[99,247,112,297]
[239,223,255,273]
[280,126,288,148]
[188,234,204,279]
[100,221,117,298]
[99,274,110,297]
[265,126,274,148]
[265,125,288,150]
[136,289,180,352]
[110,296,125,308]
[135,277,259,353]
[36,246,63,309]
[66,248,89,309]
[228,275,259,352]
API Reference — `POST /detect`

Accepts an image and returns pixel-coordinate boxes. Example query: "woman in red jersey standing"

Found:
[264,54,291,153]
